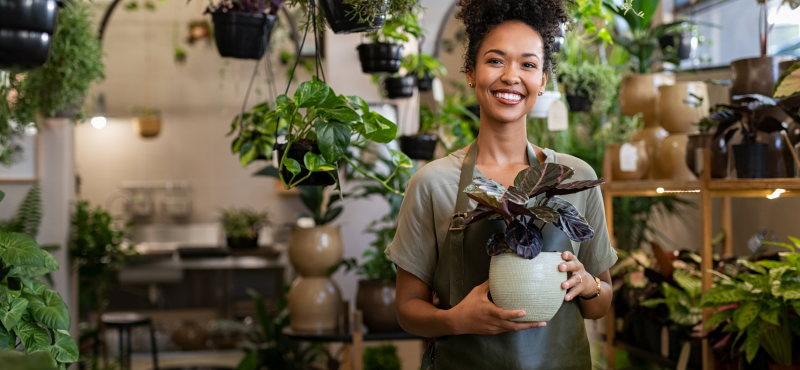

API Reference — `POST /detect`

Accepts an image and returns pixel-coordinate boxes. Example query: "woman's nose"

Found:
[500,66,521,85]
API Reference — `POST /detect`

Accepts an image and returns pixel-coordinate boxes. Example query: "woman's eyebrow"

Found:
[483,49,540,60]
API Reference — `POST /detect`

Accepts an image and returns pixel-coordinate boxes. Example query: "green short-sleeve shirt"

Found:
[385,144,618,287]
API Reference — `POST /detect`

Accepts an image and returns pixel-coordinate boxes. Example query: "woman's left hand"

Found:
[558,251,593,301]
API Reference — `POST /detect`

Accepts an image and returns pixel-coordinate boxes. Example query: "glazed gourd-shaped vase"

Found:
[489,252,566,322]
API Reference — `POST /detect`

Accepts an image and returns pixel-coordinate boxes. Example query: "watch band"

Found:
[577,274,601,301]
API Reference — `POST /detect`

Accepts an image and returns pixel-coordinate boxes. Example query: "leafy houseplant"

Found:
[557,61,621,114]
[0,190,79,369]
[641,270,703,329]
[357,11,422,75]
[219,208,269,249]
[397,105,440,160]
[201,0,283,60]
[700,237,800,366]
[363,344,401,370]
[402,53,447,92]
[303,0,420,35]
[462,163,604,321]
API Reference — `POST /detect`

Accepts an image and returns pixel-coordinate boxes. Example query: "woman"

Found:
[385,0,618,368]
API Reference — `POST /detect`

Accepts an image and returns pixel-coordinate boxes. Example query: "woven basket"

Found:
[489,251,566,322]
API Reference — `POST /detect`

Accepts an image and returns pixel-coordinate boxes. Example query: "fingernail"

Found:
[539,322,547,327]
[565,295,570,300]
[518,311,526,317]
[564,282,569,288]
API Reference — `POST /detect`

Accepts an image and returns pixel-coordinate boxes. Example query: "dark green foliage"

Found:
[363,344,401,370]
[219,208,269,238]
[0,184,42,239]
[558,61,621,114]
[0,349,57,370]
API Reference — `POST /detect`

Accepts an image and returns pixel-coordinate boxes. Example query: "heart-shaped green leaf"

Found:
[514,163,575,197]
[370,114,398,144]
[0,321,11,349]
[25,290,69,330]
[283,158,301,177]
[14,321,51,353]
[50,329,78,363]
[316,120,351,164]
[0,297,28,329]
[0,232,45,267]
[294,78,331,108]
[304,153,336,173]
[22,278,48,296]
[10,251,59,278]
[389,149,412,169]
[318,107,361,123]
[239,142,256,167]
[774,62,800,99]
[347,95,371,114]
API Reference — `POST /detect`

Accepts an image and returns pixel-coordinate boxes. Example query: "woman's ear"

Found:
[466,68,475,88]
[541,71,548,94]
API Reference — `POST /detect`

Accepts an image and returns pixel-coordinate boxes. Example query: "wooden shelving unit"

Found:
[601,147,800,370]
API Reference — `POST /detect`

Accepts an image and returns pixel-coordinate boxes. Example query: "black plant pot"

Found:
[226,237,258,249]
[211,12,276,60]
[733,143,768,179]
[399,135,437,160]
[659,32,696,60]
[319,0,385,34]
[417,73,434,92]
[0,0,59,34]
[566,94,591,112]
[275,142,336,187]
[357,43,403,74]
[384,76,415,99]
[642,318,663,354]
[0,28,51,70]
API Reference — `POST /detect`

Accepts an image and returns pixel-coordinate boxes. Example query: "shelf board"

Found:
[602,180,701,197]
[602,178,800,198]
[707,178,800,197]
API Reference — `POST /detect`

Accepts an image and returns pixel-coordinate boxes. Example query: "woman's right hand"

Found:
[447,280,547,335]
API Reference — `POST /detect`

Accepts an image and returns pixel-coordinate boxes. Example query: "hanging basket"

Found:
[319,0,385,34]
[384,76,415,99]
[659,32,696,60]
[211,11,276,60]
[565,93,591,112]
[275,142,337,187]
[0,0,59,34]
[399,135,437,160]
[0,29,52,70]
[417,73,434,92]
[357,43,403,74]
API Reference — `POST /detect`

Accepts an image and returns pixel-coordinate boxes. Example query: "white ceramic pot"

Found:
[489,252,566,322]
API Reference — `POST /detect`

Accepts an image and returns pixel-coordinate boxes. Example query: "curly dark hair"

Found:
[455,0,570,75]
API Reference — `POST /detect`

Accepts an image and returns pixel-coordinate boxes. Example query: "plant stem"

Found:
[345,157,404,196]
[278,142,292,189]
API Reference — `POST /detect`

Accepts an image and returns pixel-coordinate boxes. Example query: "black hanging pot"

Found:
[417,72,434,92]
[357,43,403,74]
[399,135,437,160]
[319,0,385,34]
[226,237,258,249]
[211,11,276,60]
[565,93,591,112]
[0,0,59,34]
[275,141,336,187]
[659,32,696,60]
[0,28,52,70]
[733,143,768,178]
[384,76,415,99]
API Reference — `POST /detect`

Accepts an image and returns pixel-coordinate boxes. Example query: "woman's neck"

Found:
[473,118,544,166]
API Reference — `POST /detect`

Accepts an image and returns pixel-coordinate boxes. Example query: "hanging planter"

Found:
[565,92,591,112]
[357,43,403,74]
[275,141,337,187]
[319,0,385,34]
[0,0,58,70]
[398,135,437,160]
[384,76,414,99]
[0,0,59,34]
[659,31,697,60]
[417,73,434,92]
[211,11,276,60]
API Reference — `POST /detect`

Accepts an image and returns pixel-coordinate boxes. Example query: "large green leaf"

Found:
[49,329,78,363]
[734,301,761,330]
[294,78,330,108]
[347,95,371,114]
[316,120,351,164]
[704,308,734,330]
[318,107,361,123]
[22,278,48,296]
[640,298,665,308]
[0,297,28,329]
[370,114,398,144]
[674,270,702,299]
[759,307,781,326]
[25,290,70,330]
[744,324,761,363]
[9,251,59,278]
[389,150,412,169]
[0,232,45,267]
[14,322,51,353]
[0,349,57,370]
[514,163,575,197]
[701,286,747,307]
[236,350,259,370]
[738,259,766,274]
[303,153,335,173]
[0,322,10,349]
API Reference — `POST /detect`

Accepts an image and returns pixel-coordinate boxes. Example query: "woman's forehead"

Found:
[480,21,544,56]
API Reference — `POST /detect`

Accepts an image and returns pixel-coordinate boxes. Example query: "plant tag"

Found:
[676,341,691,370]
[272,149,279,168]
[547,100,568,131]
[661,326,669,358]
[694,147,704,175]
[619,143,638,172]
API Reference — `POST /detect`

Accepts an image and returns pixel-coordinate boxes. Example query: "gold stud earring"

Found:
[469,82,474,88]
[538,91,543,96]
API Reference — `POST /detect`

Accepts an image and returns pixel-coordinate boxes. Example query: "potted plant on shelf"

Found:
[0,0,58,70]
[557,60,620,114]
[220,208,269,249]
[685,103,738,178]
[397,105,439,160]
[7,0,104,124]
[462,163,604,321]
[357,11,421,75]
[201,0,281,60]
[701,237,800,369]
[402,52,447,92]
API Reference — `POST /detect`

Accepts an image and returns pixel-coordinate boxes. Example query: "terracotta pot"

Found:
[686,132,730,178]
[134,116,161,138]
[659,133,698,181]
[172,321,209,351]
[619,74,675,126]
[659,82,710,133]
[757,131,793,178]
[768,363,800,370]
[356,280,401,333]
[289,225,343,277]
[489,252,566,322]
[608,142,649,181]
[631,125,669,179]
[288,276,341,332]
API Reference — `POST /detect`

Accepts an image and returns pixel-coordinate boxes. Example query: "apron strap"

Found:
[447,142,478,304]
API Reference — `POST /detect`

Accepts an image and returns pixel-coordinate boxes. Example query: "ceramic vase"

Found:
[659,133,698,181]
[287,225,343,332]
[659,82,710,133]
[608,142,649,181]
[488,252,565,322]
[355,280,401,333]
[619,73,675,126]
[631,125,668,179]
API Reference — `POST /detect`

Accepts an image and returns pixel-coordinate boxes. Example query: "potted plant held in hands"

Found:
[463,164,604,321]
[203,0,281,59]
[220,208,269,249]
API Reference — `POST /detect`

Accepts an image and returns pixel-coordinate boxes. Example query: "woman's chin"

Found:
[482,108,530,125]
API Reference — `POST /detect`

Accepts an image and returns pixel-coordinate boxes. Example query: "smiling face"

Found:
[466,21,548,125]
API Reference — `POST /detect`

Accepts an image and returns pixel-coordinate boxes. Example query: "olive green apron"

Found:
[428,142,591,370]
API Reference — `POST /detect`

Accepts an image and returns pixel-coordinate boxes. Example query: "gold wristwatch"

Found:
[577,274,601,301]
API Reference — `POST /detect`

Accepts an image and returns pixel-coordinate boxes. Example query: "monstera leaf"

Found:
[505,220,543,259]
[487,233,511,256]
[514,163,575,197]
[543,197,595,242]
[544,178,606,197]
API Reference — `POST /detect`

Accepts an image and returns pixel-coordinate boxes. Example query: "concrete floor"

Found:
[131,350,243,370]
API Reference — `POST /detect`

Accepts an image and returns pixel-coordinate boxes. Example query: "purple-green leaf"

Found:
[542,197,595,242]
[473,177,507,198]
[464,204,496,226]
[500,186,529,205]
[464,183,512,219]
[487,233,511,256]
[545,178,606,197]
[505,220,543,259]
[514,163,575,197]
[529,206,560,223]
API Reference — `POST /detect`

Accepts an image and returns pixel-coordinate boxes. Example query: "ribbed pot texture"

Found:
[489,252,566,322]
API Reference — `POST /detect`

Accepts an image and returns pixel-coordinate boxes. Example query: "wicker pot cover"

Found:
[489,252,565,322]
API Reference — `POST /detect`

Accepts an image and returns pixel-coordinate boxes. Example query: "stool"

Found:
[101,312,159,370]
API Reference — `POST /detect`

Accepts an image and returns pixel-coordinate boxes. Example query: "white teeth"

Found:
[494,92,522,101]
